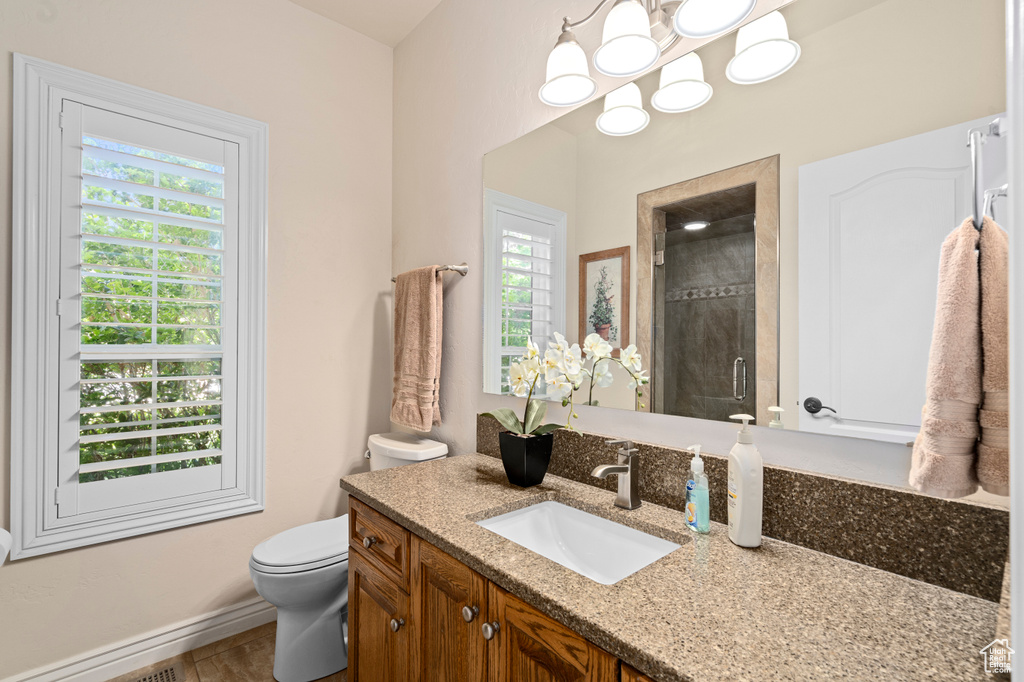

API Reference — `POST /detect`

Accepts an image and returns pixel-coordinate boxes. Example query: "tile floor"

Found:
[109,622,346,682]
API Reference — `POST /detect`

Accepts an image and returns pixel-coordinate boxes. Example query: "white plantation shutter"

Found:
[483,191,566,394]
[56,102,239,518]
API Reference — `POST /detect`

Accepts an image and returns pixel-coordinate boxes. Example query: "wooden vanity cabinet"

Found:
[488,582,618,682]
[348,550,411,681]
[410,535,489,681]
[347,497,639,682]
[621,665,657,682]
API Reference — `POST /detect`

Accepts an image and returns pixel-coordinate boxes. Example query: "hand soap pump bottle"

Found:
[727,414,762,548]
[685,444,710,534]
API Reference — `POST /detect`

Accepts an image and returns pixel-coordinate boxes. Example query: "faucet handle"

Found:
[605,439,638,455]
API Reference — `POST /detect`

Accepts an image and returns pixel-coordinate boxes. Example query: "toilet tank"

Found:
[367,432,448,471]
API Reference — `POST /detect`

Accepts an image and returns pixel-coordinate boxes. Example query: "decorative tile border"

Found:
[477,414,1009,602]
[665,281,754,301]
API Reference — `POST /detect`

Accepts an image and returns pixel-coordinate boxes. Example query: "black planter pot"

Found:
[498,431,554,487]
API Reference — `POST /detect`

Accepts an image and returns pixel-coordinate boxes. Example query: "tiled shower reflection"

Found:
[655,214,757,421]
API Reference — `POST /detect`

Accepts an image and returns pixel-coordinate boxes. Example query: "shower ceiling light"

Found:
[539,30,598,106]
[596,83,650,136]
[651,52,712,113]
[683,220,710,230]
[726,11,801,85]
[593,0,661,77]
[672,0,755,39]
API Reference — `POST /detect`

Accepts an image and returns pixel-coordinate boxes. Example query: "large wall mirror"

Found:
[482,0,1006,444]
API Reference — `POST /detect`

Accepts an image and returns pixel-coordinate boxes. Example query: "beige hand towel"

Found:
[978,216,1009,495]
[910,217,981,498]
[391,266,443,432]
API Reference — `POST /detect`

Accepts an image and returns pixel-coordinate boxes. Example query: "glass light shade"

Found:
[673,0,756,39]
[650,52,713,113]
[726,11,801,84]
[593,0,661,77]
[539,37,598,106]
[596,83,650,136]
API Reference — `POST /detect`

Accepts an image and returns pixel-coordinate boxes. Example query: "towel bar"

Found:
[391,264,469,283]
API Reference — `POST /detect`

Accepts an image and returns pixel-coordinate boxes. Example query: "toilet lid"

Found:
[252,515,349,568]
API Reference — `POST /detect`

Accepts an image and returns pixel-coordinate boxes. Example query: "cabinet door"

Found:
[349,551,410,682]
[411,537,488,681]
[487,584,618,682]
[621,665,657,682]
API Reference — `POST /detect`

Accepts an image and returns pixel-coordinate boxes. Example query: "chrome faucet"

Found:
[591,439,641,510]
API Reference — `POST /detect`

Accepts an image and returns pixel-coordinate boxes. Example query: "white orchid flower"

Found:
[628,369,649,391]
[620,344,642,372]
[583,333,612,360]
[562,343,583,378]
[547,374,573,400]
[592,360,614,388]
[543,348,564,382]
[525,338,540,360]
[508,361,530,397]
[521,356,541,384]
[549,332,568,353]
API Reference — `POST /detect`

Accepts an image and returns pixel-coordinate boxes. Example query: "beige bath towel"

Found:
[910,217,981,498]
[391,266,443,431]
[978,216,1009,495]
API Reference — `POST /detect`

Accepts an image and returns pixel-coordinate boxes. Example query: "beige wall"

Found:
[0,1,393,677]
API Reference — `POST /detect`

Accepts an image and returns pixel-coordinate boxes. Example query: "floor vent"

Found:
[128,660,185,682]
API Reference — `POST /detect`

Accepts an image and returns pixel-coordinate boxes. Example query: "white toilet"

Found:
[249,433,447,682]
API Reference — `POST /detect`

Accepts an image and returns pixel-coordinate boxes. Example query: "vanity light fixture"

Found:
[540,29,599,106]
[672,0,755,39]
[683,220,710,230]
[726,10,801,84]
[593,0,662,77]
[541,0,686,106]
[596,83,650,136]
[651,52,712,113]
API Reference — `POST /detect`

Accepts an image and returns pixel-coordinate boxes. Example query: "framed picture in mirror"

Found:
[579,246,630,356]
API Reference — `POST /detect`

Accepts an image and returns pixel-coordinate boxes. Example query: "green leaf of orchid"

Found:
[524,399,547,434]
[484,408,524,434]
[531,423,562,436]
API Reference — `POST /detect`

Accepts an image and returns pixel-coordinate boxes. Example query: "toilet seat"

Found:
[250,516,349,575]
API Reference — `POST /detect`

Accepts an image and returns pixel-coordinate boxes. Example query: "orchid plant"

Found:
[485,332,650,436]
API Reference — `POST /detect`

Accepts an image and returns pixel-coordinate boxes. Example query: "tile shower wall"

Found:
[661,230,756,420]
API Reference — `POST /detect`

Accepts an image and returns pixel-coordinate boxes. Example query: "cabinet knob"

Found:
[390,617,405,633]
[481,621,500,640]
[363,536,377,549]
[462,605,479,623]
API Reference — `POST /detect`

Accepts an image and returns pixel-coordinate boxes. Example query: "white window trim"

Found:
[11,54,268,559]
[482,189,567,394]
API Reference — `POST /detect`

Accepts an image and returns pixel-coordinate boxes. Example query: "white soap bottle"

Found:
[727,414,762,548]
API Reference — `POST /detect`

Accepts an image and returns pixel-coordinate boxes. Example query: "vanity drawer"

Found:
[350,497,411,590]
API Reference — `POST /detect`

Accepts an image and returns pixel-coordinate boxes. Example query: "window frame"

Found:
[11,54,268,559]
[482,189,567,395]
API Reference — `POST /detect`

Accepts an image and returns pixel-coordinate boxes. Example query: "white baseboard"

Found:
[5,597,276,682]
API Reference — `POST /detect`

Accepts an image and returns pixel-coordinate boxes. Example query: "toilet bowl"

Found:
[250,516,350,682]
[250,433,447,682]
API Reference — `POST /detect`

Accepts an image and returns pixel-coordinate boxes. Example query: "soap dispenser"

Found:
[685,444,710,534]
[768,406,785,429]
[727,414,762,548]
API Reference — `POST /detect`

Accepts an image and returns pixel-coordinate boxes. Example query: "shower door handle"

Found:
[733,357,747,401]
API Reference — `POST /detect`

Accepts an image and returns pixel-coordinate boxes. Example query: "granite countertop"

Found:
[340,454,997,682]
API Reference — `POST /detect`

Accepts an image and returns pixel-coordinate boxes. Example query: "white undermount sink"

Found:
[476,501,681,585]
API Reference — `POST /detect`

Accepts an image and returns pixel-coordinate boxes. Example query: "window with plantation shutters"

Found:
[58,103,237,516]
[12,55,267,558]
[483,190,566,395]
